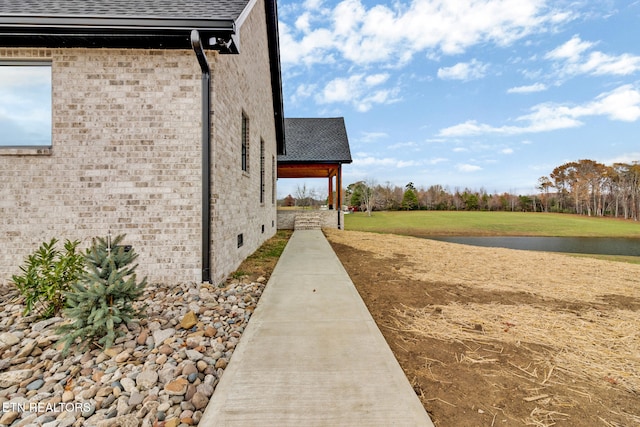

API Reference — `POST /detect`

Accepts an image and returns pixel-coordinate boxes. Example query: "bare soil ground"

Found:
[324,229,640,427]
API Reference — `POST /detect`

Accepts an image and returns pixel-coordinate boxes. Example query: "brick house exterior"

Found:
[0,0,285,284]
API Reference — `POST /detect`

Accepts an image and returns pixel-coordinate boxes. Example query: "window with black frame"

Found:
[0,61,51,147]
[260,139,265,204]
[241,112,249,172]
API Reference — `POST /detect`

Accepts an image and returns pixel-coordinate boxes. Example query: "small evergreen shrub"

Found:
[57,234,146,354]
[12,238,85,319]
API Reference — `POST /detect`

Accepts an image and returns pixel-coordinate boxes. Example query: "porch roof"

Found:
[277,117,351,180]
[279,117,352,165]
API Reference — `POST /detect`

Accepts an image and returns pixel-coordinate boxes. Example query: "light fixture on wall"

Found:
[209,35,238,54]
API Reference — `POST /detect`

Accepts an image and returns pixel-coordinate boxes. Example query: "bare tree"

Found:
[310,186,322,209]
[360,178,377,216]
[294,183,311,209]
[537,176,553,212]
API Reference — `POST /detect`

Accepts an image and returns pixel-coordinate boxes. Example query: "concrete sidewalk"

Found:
[200,230,434,426]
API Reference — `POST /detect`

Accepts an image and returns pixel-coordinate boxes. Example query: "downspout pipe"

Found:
[191,29,212,283]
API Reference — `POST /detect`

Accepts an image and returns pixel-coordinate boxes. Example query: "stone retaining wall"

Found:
[277,210,344,230]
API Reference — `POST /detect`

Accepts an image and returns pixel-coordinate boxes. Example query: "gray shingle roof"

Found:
[0,0,249,21]
[279,118,352,164]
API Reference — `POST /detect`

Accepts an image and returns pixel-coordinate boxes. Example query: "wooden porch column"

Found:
[328,174,334,209]
[337,164,342,229]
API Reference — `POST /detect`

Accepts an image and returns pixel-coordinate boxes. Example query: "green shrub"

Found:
[12,238,85,319]
[57,234,147,354]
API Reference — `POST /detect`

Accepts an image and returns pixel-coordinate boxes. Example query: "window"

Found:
[241,113,249,172]
[0,61,51,147]
[260,139,265,204]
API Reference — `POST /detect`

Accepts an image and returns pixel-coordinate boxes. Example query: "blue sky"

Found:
[276,0,640,198]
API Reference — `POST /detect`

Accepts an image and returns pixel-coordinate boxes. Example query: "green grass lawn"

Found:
[344,211,640,238]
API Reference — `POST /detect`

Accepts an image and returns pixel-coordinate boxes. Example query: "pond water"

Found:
[426,236,640,256]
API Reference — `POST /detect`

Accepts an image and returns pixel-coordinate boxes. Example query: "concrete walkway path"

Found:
[200,230,434,426]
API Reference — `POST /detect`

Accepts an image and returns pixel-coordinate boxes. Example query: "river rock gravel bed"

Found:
[0,278,267,427]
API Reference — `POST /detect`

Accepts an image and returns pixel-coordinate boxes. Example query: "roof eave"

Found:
[0,15,239,51]
[278,159,353,164]
[264,0,285,156]
[0,15,235,30]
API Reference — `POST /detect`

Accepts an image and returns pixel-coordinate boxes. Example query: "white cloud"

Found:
[289,83,317,104]
[603,153,640,165]
[388,141,418,149]
[425,137,447,144]
[437,59,488,81]
[501,148,514,154]
[438,84,640,137]
[354,155,420,168]
[580,85,640,121]
[546,35,640,77]
[295,12,313,32]
[457,164,483,172]
[397,160,420,167]
[427,157,448,165]
[316,73,400,111]
[279,21,335,66]
[279,0,579,113]
[507,83,547,94]
[359,131,388,142]
[545,35,594,62]
[303,0,324,9]
[280,0,572,66]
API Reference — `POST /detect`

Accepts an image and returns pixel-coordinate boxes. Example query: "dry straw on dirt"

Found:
[394,302,640,394]
[327,229,640,302]
[325,229,640,427]
[329,230,640,393]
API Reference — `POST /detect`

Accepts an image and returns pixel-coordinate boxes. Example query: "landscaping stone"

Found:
[153,328,176,348]
[114,349,131,363]
[180,311,198,330]
[0,410,20,425]
[0,332,20,351]
[120,377,136,393]
[26,378,44,391]
[186,349,203,361]
[0,280,267,426]
[136,369,158,390]
[0,369,32,388]
[191,392,208,410]
[96,414,139,427]
[164,378,188,396]
[31,317,62,332]
[61,390,74,403]
[136,328,148,346]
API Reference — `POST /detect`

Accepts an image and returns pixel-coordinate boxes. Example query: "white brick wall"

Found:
[0,0,278,285]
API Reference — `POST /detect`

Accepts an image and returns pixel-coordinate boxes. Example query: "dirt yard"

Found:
[324,229,640,427]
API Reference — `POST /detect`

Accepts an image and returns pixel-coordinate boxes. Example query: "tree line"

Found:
[344,159,640,219]
[541,160,640,219]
